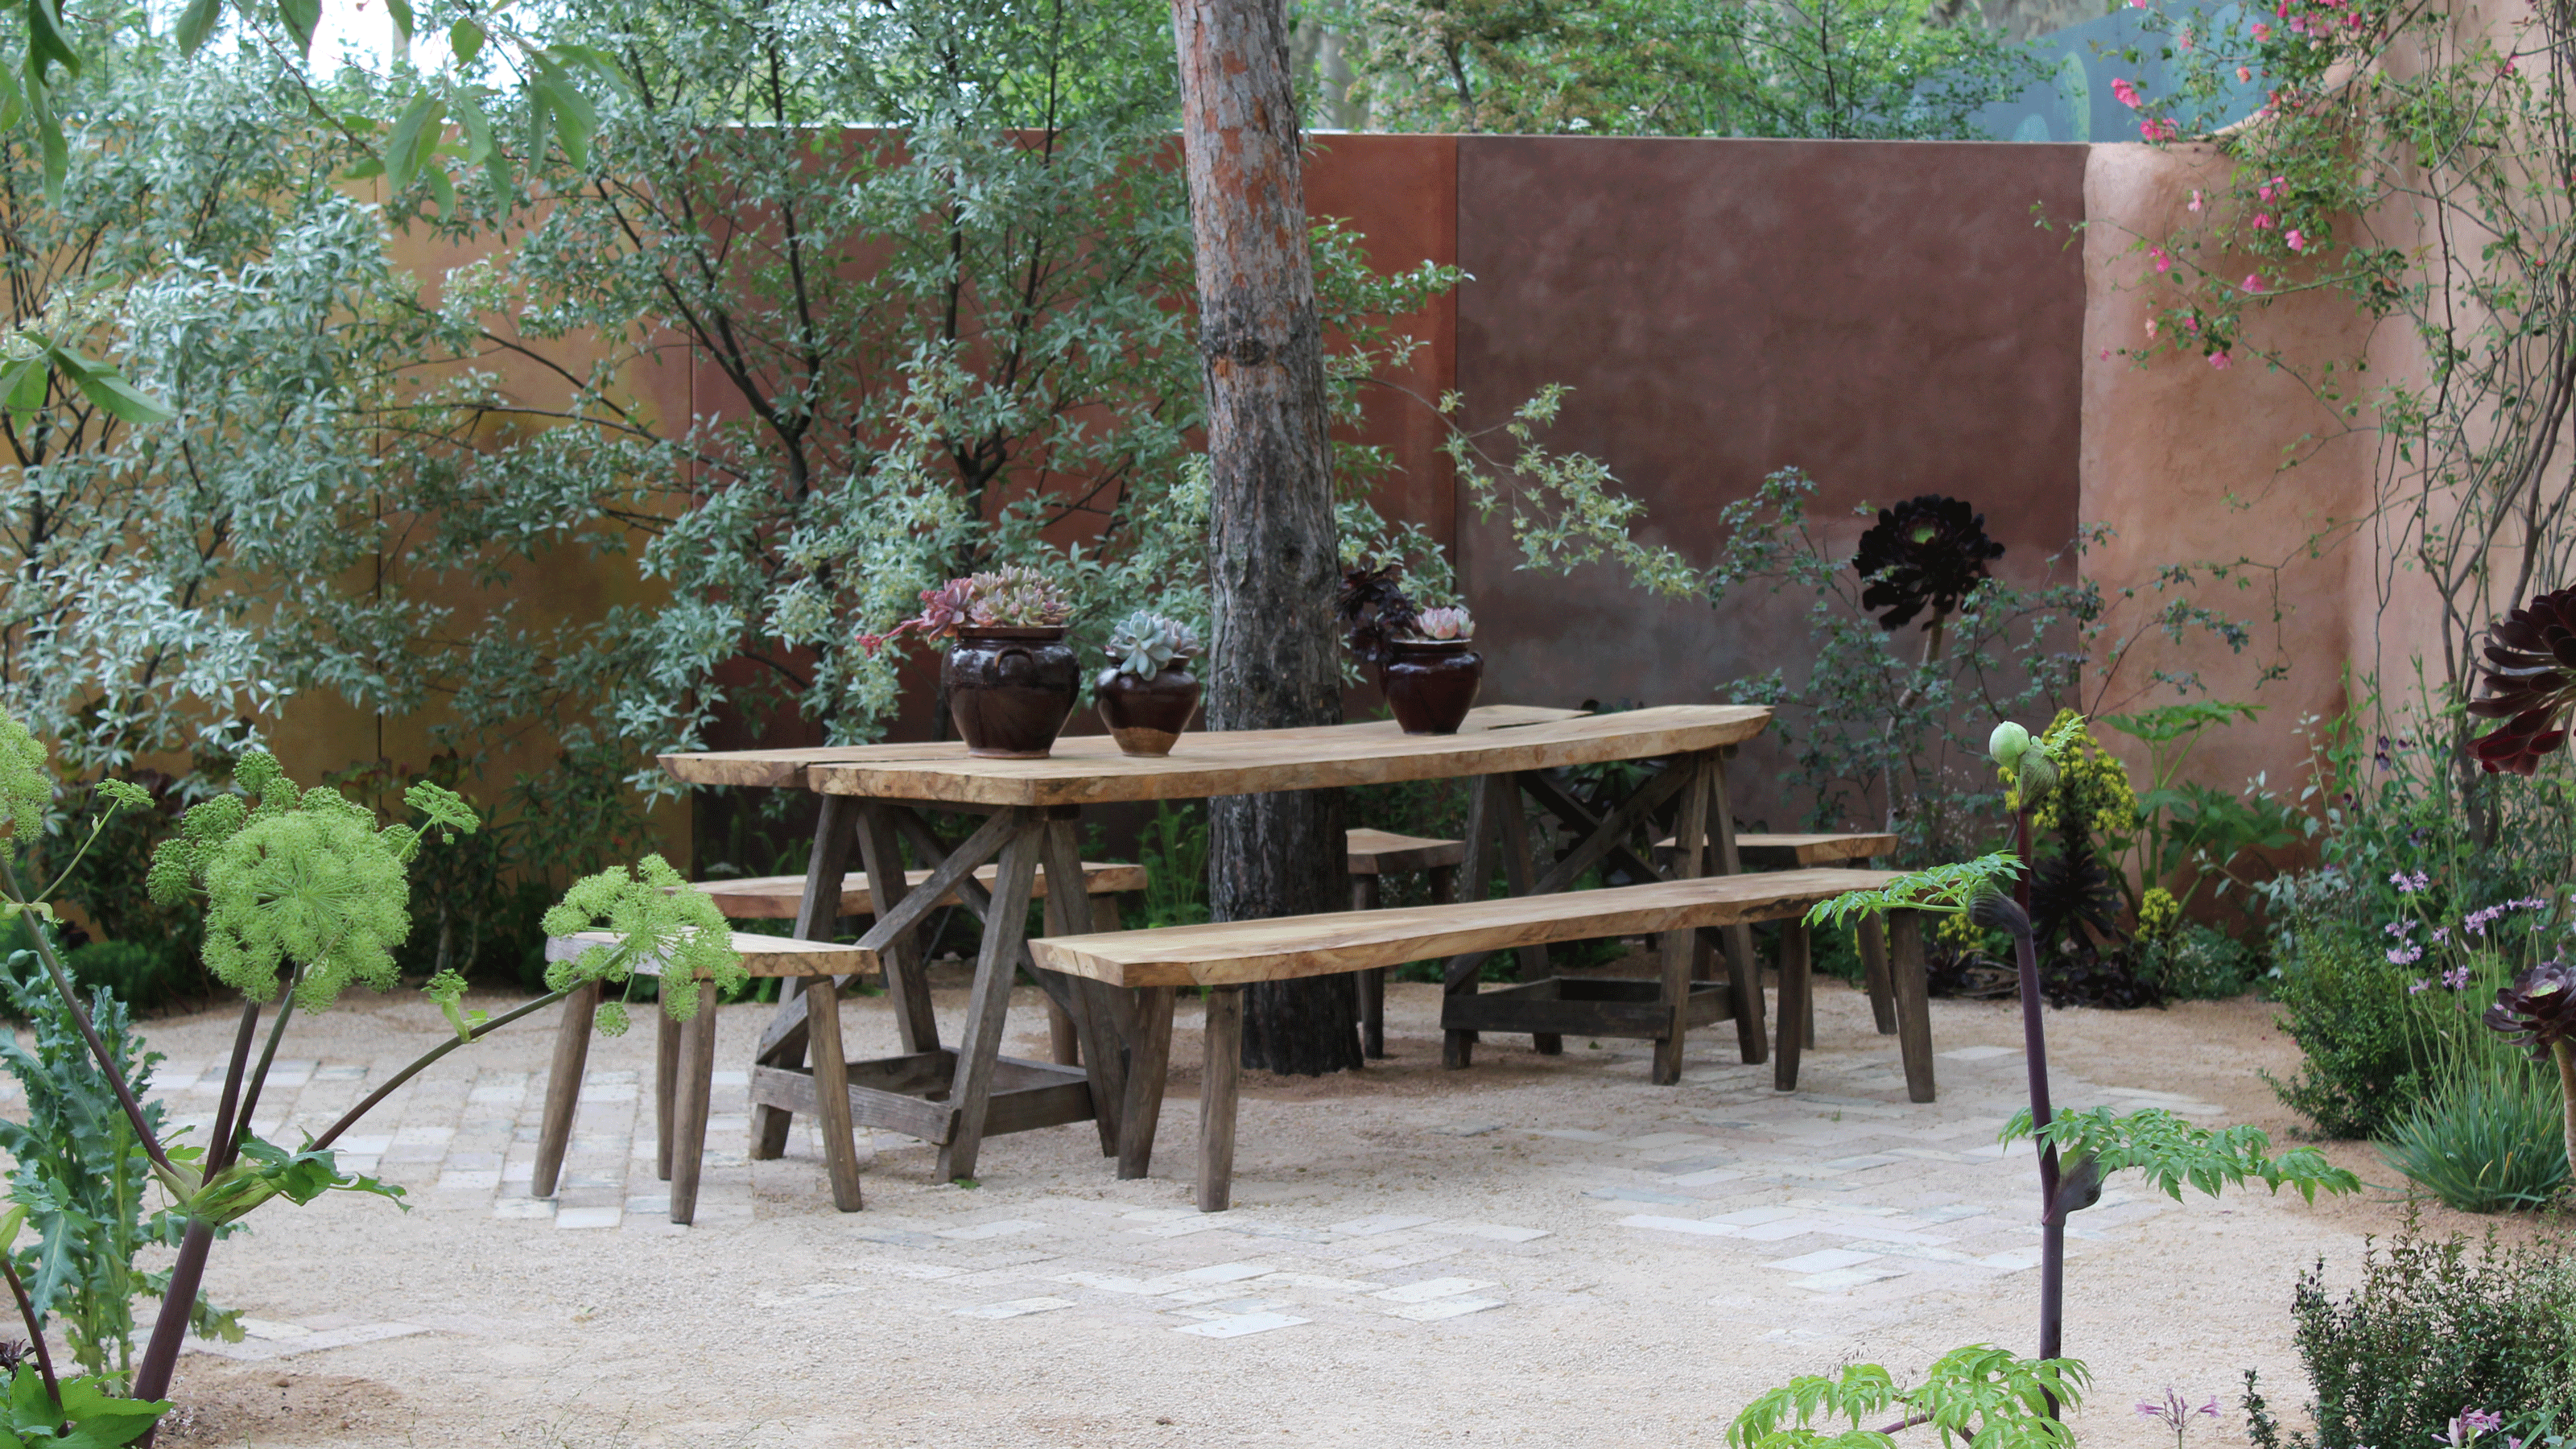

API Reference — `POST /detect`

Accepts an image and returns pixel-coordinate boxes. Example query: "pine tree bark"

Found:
[1171,0,1359,1075]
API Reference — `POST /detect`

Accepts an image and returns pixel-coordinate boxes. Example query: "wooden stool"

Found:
[1656,831,1901,1046]
[688,861,1140,1067]
[1344,828,1465,1058]
[534,930,871,1225]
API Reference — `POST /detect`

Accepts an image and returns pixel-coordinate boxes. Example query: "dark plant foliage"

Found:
[2468,585,2576,774]
[2260,1211,2576,1448]
[1924,940,2017,998]
[2484,960,2576,1061]
[1335,564,1422,671]
[1851,493,2006,631]
[2038,943,2166,1010]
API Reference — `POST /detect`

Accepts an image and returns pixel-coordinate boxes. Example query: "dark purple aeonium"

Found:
[2484,959,2576,1188]
[2467,584,2576,774]
[1852,494,2007,632]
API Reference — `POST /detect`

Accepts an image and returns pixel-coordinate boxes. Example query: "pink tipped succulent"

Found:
[857,568,1068,655]
[2467,585,2576,774]
[1411,606,1475,642]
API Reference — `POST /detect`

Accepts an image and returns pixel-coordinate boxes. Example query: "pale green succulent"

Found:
[1100,609,1203,684]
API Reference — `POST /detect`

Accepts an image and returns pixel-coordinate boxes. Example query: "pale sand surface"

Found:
[33,973,2494,1447]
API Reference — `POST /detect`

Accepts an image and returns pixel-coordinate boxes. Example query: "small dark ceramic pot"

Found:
[1096,666,1203,757]
[1384,638,1482,735]
[944,626,1079,758]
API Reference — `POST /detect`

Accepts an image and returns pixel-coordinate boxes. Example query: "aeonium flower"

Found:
[1851,494,2007,631]
[2467,584,2576,774]
[2484,960,2576,1063]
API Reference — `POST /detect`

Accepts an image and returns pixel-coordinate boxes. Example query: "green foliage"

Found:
[1727,1346,2088,1449]
[2270,1212,2576,1449]
[0,951,234,1385]
[2264,926,2427,1140]
[2007,1105,2360,1203]
[539,856,743,1027]
[1804,852,2022,931]
[1133,803,1212,931]
[184,1136,406,1228]
[2380,1071,2570,1213]
[2136,923,2262,1001]
[1310,0,2047,141]
[0,1364,170,1448]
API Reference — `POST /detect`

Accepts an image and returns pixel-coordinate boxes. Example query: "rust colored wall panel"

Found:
[1305,134,1459,544]
[1447,136,2089,828]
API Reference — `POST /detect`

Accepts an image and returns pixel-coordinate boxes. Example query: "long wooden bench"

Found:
[1656,831,1901,1043]
[1027,869,1934,1212]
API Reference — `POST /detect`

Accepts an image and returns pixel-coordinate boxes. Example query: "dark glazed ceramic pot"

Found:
[944,626,1079,758]
[1384,638,1482,735]
[1096,666,1202,757]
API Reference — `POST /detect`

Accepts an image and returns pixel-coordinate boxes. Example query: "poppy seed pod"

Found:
[1990,720,2032,768]
[2017,749,2061,803]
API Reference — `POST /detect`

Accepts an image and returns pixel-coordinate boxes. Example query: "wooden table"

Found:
[657,702,1773,1185]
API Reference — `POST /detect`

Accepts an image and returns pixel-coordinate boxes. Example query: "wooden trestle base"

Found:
[745,1050,1096,1152]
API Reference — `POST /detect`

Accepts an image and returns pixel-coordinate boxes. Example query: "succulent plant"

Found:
[1410,605,1474,641]
[857,565,1071,654]
[1852,494,2007,631]
[1100,610,1203,685]
[1336,564,1422,669]
[2467,584,2576,775]
[2484,960,2576,1063]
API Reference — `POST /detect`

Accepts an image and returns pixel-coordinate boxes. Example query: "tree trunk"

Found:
[1171,0,1358,1075]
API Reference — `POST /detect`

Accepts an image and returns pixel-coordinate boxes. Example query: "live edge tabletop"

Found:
[659,704,1773,805]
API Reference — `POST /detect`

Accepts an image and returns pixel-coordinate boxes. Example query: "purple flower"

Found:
[2412,978,2433,995]
[2443,966,2472,990]
[2432,927,2450,943]
[2389,943,2425,965]
[2392,870,2432,894]
[2388,920,2417,937]
[2464,1412,2504,1434]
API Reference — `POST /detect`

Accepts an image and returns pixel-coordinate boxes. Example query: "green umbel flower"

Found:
[0,712,48,840]
[202,806,412,1009]
[540,855,744,1018]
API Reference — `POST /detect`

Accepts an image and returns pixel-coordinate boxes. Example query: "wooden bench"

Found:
[1028,869,1934,1212]
[535,930,880,1225]
[691,861,1144,1070]
[1344,828,1465,1059]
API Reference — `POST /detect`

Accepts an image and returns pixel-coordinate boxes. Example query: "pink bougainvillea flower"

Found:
[2468,585,2576,774]
[2100,348,2112,361]
[2151,246,2173,273]
[2179,27,2195,47]
[2252,20,2272,39]
[2209,351,2232,369]
[2503,54,2519,74]
[2188,188,2203,212]
[2186,314,2200,331]
[2285,228,2306,251]
[2243,274,2265,292]
[2258,183,2276,202]
[2238,64,2253,80]
[2140,117,2179,141]
[2112,76,2143,107]
[2253,212,2274,229]
[2145,319,2159,337]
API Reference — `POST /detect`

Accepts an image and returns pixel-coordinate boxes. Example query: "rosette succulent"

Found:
[2466,584,2576,774]
[1336,564,1422,668]
[1411,605,1474,641]
[857,565,1073,654]
[2483,959,2576,1182]
[1100,610,1203,687]
[1852,494,2007,631]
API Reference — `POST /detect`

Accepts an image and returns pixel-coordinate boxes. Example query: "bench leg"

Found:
[1652,755,1715,1085]
[752,796,860,1161]
[803,975,865,1212]
[1118,985,1176,1179]
[939,815,1046,1183]
[1042,816,1125,1158]
[1046,1000,1082,1067]
[1348,875,1387,1059]
[1443,776,1510,1070]
[1497,777,1561,1056]
[533,980,599,1198]
[670,981,719,1225]
[1858,914,1899,1036]
[1774,918,1811,1092]
[654,1003,681,1180]
[1198,985,1244,1212]
[1890,910,1937,1103]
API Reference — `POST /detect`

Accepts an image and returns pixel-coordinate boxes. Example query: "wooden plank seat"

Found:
[689,861,1146,920]
[1657,831,1904,1042]
[533,930,920,1225]
[1344,828,1467,1060]
[1027,869,1935,1212]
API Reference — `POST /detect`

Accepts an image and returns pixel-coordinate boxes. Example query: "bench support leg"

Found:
[670,980,720,1225]
[856,800,942,1056]
[1707,750,1766,1066]
[1198,985,1244,1212]
[1774,917,1811,1092]
[1443,774,1511,1069]
[534,980,598,1198]
[1046,1001,1082,1066]
[803,975,865,1212]
[1890,910,1937,1103]
[751,793,858,1160]
[1349,875,1387,1059]
[1119,986,1176,1179]
[1041,815,1125,1158]
[1857,911,1899,1036]
[939,814,1045,1183]
[1651,754,1714,1084]
[1499,773,1560,1055]
[654,1004,680,1180]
